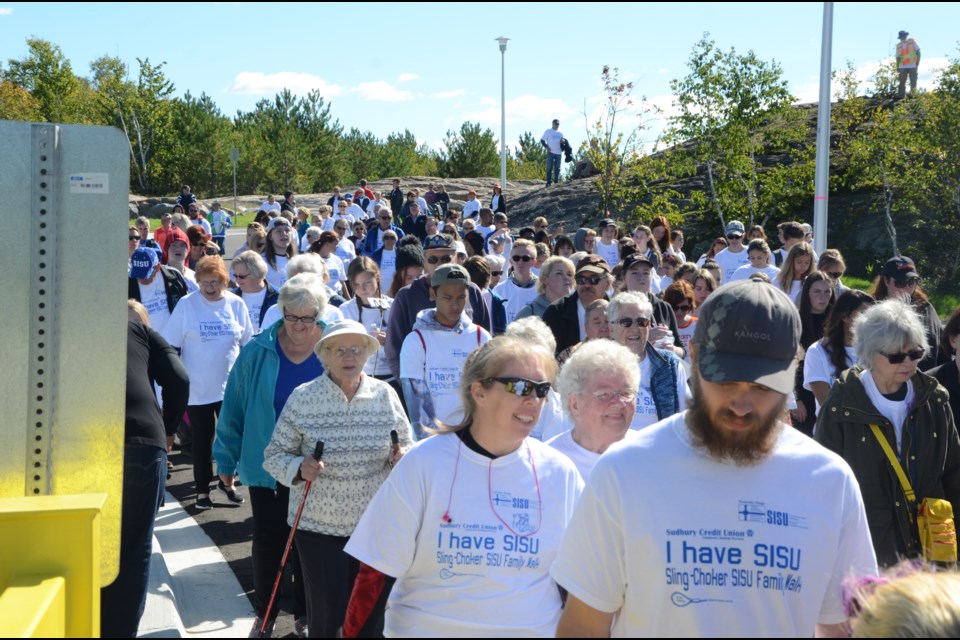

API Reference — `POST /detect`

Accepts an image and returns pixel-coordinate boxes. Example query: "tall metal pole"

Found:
[496,37,509,189]
[812,3,833,255]
[230,147,240,217]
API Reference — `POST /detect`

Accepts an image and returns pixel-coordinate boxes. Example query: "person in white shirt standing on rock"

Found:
[712,220,751,284]
[400,264,491,438]
[461,189,481,220]
[595,217,621,268]
[552,278,878,638]
[259,194,282,214]
[541,118,564,186]
[493,239,540,325]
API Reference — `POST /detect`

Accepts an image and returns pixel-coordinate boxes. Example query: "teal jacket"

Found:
[214,319,294,488]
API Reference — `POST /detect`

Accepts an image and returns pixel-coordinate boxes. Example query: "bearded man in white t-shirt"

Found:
[552,278,878,638]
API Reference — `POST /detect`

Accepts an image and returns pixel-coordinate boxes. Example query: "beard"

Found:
[686,374,787,466]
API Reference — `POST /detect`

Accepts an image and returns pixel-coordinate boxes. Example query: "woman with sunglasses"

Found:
[230,251,278,334]
[871,256,948,371]
[607,292,688,430]
[815,298,960,567]
[343,336,583,637]
[661,281,696,365]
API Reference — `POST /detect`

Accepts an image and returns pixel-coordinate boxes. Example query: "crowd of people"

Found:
[118,180,960,638]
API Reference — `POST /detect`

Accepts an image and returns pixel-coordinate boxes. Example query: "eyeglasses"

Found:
[826,272,844,280]
[485,376,552,399]
[198,280,224,288]
[892,277,920,287]
[491,270,503,277]
[129,235,141,241]
[329,345,364,358]
[191,242,206,247]
[284,314,318,325]
[672,304,692,313]
[234,273,250,280]
[590,389,637,404]
[512,255,533,263]
[576,275,604,285]
[379,216,392,221]
[426,255,454,265]
[616,317,651,328]
[879,348,925,364]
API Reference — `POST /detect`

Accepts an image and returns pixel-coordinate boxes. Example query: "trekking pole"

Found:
[259,439,324,637]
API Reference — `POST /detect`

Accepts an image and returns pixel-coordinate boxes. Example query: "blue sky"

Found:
[3,2,958,151]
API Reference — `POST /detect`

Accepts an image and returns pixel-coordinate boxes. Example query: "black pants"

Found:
[249,485,307,621]
[187,401,221,494]
[295,530,358,638]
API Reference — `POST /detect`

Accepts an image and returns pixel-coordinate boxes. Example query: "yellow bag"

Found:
[918,497,957,563]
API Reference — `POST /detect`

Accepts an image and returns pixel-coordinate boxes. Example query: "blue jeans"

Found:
[546,153,561,184]
[100,444,167,637]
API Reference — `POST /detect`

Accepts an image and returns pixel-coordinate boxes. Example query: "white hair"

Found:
[555,339,640,419]
[606,291,653,322]
[853,298,929,367]
[286,253,326,279]
[232,250,268,280]
[505,317,556,353]
[277,272,329,317]
[485,254,505,270]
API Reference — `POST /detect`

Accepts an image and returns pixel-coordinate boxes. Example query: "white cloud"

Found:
[228,71,343,97]
[0,7,12,15]
[351,81,414,102]
[433,89,466,99]
[463,94,577,128]
[397,73,419,83]
[657,68,670,75]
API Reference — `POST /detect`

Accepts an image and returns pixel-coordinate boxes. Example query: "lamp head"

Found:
[496,36,510,52]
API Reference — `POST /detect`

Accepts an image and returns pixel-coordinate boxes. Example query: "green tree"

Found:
[171,91,234,197]
[343,128,383,185]
[438,122,499,178]
[4,38,95,123]
[508,131,547,180]
[0,80,43,121]
[90,56,176,194]
[664,34,800,230]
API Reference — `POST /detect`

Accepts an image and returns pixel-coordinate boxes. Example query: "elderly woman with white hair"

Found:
[263,320,413,637]
[816,298,960,568]
[607,291,688,430]
[261,253,345,332]
[230,250,278,334]
[549,340,640,479]
[505,316,568,442]
[214,272,329,636]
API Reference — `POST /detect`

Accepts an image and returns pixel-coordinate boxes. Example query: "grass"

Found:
[844,276,958,319]
[147,211,253,231]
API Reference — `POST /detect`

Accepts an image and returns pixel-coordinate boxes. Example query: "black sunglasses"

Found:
[616,317,651,328]
[491,270,503,277]
[576,275,604,285]
[672,304,692,313]
[129,235,141,241]
[426,255,454,265]
[826,272,844,280]
[485,376,552,399]
[879,348,925,364]
[512,255,533,262]
[726,234,742,240]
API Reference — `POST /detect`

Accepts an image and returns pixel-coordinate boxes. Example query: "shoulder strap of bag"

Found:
[869,423,916,503]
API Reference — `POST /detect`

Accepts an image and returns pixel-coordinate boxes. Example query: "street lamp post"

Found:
[496,36,509,190]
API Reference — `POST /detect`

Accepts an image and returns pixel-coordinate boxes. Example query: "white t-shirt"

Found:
[180,267,199,293]
[596,240,620,268]
[550,413,878,637]
[161,291,252,405]
[345,434,584,638]
[713,247,751,284]
[335,238,356,266]
[462,199,481,219]
[772,274,803,306]
[541,128,563,155]
[263,254,289,289]
[379,248,397,290]
[260,200,282,213]
[339,298,393,378]
[137,276,173,334]
[477,223,496,237]
[240,287,268,334]
[322,254,346,291]
[632,356,689,430]
[676,319,697,365]
[191,218,212,237]
[400,322,491,426]
[803,342,856,415]
[860,369,914,452]
[730,264,781,282]
[547,429,639,480]
[492,277,540,324]
[576,299,588,341]
[529,390,567,443]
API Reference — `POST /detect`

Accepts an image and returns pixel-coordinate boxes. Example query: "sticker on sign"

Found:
[69,173,110,194]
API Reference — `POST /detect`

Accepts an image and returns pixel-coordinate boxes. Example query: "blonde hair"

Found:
[434,337,557,434]
[127,299,150,326]
[536,256,576,295]
[778,242,817,294]
[851,570,960,638]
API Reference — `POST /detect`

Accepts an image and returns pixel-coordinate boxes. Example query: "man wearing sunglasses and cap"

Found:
[543,254,613,356]
[400,264,492,438]
[386,234,491,381]
[713,220,751,284]
[553,277,878,637]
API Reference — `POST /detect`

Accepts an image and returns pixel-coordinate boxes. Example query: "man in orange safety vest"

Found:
[896,30,921,98]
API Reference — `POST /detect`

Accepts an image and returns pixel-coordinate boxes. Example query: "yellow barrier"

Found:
[0,494,106,638]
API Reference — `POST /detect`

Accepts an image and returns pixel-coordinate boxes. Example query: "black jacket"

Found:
[126,321,189,447]
[543,292,589,356]
[815,365,960,567]
[128,266,189,313]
